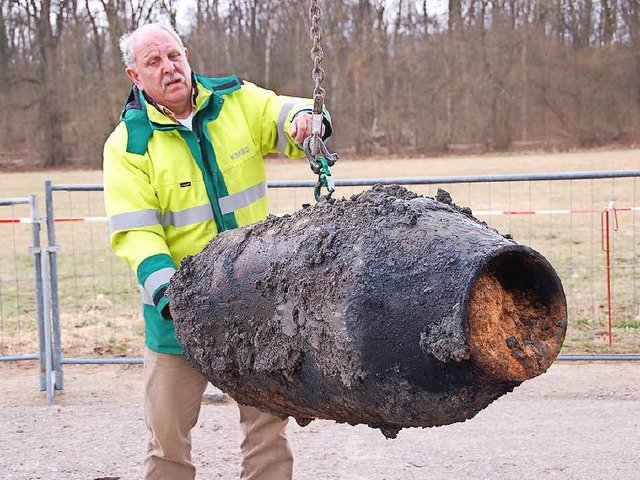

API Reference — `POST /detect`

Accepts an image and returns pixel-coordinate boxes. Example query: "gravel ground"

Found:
[0,361,639,480]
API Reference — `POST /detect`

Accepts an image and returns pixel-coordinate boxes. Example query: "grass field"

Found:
[0,148,639,358]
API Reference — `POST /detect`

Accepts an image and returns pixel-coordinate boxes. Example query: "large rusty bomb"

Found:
[168,185,567,438]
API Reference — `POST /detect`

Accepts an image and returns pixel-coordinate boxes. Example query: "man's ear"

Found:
[185,48,189,59]
[125,67,142,90]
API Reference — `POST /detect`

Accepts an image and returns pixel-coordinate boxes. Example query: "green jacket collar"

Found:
[120,74,243,155]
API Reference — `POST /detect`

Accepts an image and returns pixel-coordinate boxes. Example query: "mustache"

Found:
[161,72,186,89]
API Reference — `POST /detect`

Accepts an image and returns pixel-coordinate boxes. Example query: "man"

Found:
[103,23,332,480]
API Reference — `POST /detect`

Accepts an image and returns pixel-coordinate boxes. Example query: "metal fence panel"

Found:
[268,172,640,355]
[2,170,639,403]
[40,171,639,368]
[0,195,48,389]
[43,182,143,375]
[0,196,41,358]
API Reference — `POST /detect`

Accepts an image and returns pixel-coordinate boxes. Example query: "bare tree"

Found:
[445,0,463,147]
[0,0,9,72]
[3,0,640,166]
[600,0,617,45]
[18,0,71,167]
[621,0,640,108]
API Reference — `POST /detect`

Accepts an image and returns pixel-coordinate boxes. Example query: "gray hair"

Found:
[119,23,185,69]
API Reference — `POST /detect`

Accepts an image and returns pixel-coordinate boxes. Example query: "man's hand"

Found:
[289,113,325,145]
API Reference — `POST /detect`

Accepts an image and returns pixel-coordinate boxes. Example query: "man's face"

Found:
[126,27,193,117]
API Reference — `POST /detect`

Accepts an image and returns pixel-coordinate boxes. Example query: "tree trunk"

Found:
[36,0,68,167]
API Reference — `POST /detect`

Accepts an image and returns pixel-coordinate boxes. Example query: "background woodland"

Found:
[2,0,640,168]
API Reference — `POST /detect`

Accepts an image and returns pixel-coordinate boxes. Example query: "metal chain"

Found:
[306,0,338,201]
[308,0,325,156]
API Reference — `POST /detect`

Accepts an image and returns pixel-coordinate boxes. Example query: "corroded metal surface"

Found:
[168,185,567,437]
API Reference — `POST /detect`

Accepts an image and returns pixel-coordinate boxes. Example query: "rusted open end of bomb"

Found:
[466,246,567,382]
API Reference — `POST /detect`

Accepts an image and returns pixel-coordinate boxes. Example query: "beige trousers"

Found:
[143,348,293,480]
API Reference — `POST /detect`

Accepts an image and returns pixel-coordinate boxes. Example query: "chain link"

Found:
[309,0,325,113]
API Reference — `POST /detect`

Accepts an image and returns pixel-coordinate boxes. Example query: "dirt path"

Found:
[1,361,639,480]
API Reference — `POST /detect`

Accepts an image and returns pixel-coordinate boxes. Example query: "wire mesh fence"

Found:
[268,172,640,355]
[43,183,142,369]
[1,172,639,392]
[0,195,43,363]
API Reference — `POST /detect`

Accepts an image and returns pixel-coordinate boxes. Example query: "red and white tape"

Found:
[472,206,639,216]
[0,216,109,224]
[1,207,638,224]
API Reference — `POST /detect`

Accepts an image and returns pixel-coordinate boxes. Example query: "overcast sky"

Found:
[174,1,448,30]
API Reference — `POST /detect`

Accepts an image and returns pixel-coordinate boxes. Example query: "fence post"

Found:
[39,244,56,406]
[27,194,48,391]
[44,181,64,390]
[600,201,619,351]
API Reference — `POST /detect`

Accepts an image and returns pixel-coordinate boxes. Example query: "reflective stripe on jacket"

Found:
[103,74,332,353]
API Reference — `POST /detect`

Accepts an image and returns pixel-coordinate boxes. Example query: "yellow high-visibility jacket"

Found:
[103,74,332,354]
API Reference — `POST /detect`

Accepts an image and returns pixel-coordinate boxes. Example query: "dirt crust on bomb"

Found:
[168,185,567,438]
